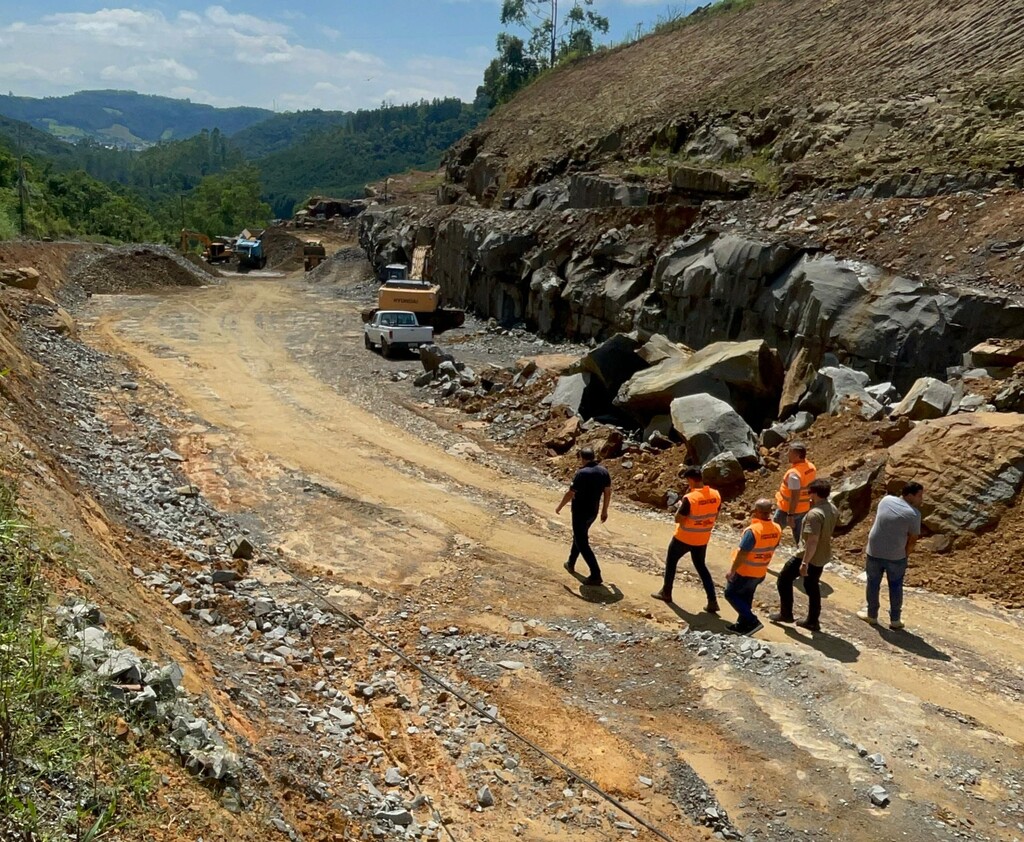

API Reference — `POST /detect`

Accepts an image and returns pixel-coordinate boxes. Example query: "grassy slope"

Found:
[464,0,1024,176]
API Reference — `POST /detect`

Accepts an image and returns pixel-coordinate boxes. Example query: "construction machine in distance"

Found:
[179,229,233,264]
[234,229,267,270]
[362,246,465,333]
[303,241,327,271]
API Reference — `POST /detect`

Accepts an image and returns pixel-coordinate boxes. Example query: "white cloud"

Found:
[0,5,483,110]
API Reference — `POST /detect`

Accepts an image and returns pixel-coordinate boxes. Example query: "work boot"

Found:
[889,619,905,630]
[563,561,575,574]
[651,591,673,603]
[856,608,877,625]
[770,611,795,624]
[704,602,720,614]
[582,576,603,587]
[796,618,820,632]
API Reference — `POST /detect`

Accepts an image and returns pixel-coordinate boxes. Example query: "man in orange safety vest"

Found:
[724,498,782,636]
[773,442,816,545]
[651,467,722,612]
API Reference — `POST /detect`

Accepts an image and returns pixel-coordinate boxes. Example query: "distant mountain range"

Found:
[0,90,273,149]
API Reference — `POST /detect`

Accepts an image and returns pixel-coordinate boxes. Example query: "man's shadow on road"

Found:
[659,600,732,633]
[778,624,861,663]
[562,571,624,605]
[872,625,951,662]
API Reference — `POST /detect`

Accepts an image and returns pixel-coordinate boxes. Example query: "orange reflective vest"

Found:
[673,486,722,546]
[774,460,817,515]
[731,518,782,579]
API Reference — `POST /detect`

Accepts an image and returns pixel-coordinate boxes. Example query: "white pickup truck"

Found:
[363,310,434,358]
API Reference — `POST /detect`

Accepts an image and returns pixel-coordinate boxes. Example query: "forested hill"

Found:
[0,90,272,147]
[257,100,485,217]
[0,96,486,241]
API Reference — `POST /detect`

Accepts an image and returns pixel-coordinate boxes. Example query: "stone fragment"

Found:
[670,394,760,467]
[477,785,495,808]
[701,450,746,491]
[868,785,891,807]
[229,536,254,560]
[890,377,954,421]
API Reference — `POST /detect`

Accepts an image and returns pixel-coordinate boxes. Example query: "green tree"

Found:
[478,34,540,107]
[499,0,608,68]
[180,165,270,235]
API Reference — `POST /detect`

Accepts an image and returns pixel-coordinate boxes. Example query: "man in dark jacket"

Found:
[556,447,611,586]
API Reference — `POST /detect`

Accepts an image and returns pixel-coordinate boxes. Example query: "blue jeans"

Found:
[724,574,762,626]
[773,508,804,544]
[865,555,907,622]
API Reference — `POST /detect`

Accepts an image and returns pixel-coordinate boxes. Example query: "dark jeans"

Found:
[568,508,601,581]
[773,508,805,544]
[777,555,824,623]
[663,538,716,605]
[865,554,907,622]
[724,574,762,627]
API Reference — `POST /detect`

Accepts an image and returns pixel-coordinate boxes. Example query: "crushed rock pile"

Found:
[307,246,375,285]
[260,227,304,272]
[70,245,220,294]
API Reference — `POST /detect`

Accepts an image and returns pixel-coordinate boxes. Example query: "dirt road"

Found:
[83,265,1024,841]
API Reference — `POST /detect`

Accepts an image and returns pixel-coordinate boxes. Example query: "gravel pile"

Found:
[69,244,220,294]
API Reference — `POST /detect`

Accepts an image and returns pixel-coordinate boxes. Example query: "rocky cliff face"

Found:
[359,205,1024,392]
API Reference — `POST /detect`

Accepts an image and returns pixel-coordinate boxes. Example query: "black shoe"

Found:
[741,620,764,636]
[704,602,720,614]
[770,612,795,624]
[563,561,575,574]
[582,577,603,587]
[796,619,820,632]
[651,591,673,603]
[725,623,743,635]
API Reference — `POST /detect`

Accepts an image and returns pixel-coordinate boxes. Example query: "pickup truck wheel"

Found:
[364,333,373,350]
[381,339,392,358]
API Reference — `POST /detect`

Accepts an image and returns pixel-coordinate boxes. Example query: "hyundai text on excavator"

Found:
[179,229,233,264]
[362,246,465,333]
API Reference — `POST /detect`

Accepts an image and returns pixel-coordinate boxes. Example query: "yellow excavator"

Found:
[180,229,233,264]
[363,246,465,333]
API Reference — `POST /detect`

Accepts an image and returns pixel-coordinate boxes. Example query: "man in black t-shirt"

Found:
[556,447,611,586]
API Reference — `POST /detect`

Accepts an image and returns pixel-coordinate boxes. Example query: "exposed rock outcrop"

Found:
[885,412,1024,533]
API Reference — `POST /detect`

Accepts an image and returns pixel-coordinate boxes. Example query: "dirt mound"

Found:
[70,245,219,294]
[306,246,375,286]
[259,226,304,272]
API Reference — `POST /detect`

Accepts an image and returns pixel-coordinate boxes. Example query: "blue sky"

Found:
[0,1,695,111]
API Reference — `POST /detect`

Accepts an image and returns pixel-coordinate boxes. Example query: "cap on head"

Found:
[789,442,807,458]
[681,466,703,481]
[579,446,595,461]
[754,498,773,515]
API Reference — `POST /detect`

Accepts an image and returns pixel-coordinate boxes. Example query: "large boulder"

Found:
[885,412,1024,533]
[832,463,883,531]
[669,394,760,468]
[543,373,610,419]
[890,377,954,421]
[574,333,647,397]
[636,333,692,366]
[616,339,783,423]
[701,451,746,492]
[0,267,41,291]
[965,339,1024,372]
[798,365,885,420]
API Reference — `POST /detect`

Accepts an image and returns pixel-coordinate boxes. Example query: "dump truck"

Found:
[362,246,465,333]
[235,229,266,270]
[180,229,233,264]
[303,241,327,271]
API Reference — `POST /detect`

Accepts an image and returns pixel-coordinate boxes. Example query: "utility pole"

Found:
[16,124,26,237]
[550,0,557,66]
